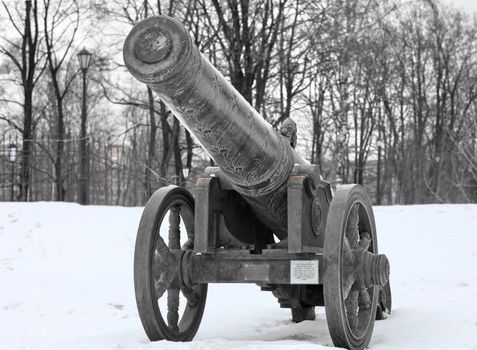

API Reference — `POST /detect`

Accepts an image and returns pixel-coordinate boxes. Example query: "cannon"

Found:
[123,15,391,350]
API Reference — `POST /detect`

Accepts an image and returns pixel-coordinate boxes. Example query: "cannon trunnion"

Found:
[125,15,391,350]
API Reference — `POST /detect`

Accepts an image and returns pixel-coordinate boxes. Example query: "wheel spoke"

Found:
[181,285,199,307]
[154,271,174,298]
[152,235,177,297]
[169,206,181,249]
[345,288,359,334]
[346,204,360,249]
[359,231,371,250]
[152,251,165,280]
[358,287,372,310]
[342,237,355,299]
[155,231,171,255]
[167,288,180,332]
[180,208,195,246]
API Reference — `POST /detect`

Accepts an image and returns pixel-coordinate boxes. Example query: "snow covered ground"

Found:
[1,202,476,350]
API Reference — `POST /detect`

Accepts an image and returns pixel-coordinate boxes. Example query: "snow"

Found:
[1,202,477,350]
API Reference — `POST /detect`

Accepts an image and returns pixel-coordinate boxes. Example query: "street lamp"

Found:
[182,167,190,180]
[8,143,17,201]
[77,47,92,205]
[78,48,92,71]
[182,167,191,187]
[376,138,384,205]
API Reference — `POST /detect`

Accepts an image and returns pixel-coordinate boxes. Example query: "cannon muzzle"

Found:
[124,15,307,238]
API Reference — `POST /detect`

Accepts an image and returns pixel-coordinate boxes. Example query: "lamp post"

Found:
[182,167,190,187]
[8,143,17,201]
[77,47,92,205]
[376,138,384,205]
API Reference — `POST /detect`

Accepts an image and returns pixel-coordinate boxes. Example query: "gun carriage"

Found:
[124,15,391,350]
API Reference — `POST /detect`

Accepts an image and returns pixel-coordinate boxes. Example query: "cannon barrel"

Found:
[123,15,308,238]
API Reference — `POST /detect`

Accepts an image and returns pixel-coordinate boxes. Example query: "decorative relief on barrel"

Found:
[124,15,309,237]
[247,113,255,130]
[263,129,273,150]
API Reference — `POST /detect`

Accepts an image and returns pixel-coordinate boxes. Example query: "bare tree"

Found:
[43,0,80,200]
[201,0,286,115]
[0,0,46,200]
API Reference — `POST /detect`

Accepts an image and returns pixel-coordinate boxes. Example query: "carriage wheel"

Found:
[134,186,207,341]
[324,185,390,350]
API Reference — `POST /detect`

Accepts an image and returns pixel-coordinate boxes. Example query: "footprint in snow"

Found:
[2,261,14,271]
[2,302,21,310]
[278,333,317,342]
[108,303,124,311]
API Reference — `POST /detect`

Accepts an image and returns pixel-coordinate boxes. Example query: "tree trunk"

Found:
[172,119,184,186]
[54,101,65,201]
[144,87,156,199]
[160,102,172,186]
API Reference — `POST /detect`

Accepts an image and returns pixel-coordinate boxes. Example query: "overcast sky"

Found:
[445,0,477,12]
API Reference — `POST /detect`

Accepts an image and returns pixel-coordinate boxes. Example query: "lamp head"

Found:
[8,143,17,162]
[77,47,92,71]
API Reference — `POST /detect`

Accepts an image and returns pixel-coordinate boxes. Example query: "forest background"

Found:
[1,0,476,206]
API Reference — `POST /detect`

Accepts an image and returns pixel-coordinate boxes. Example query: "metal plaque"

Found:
[290,260,319,284]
